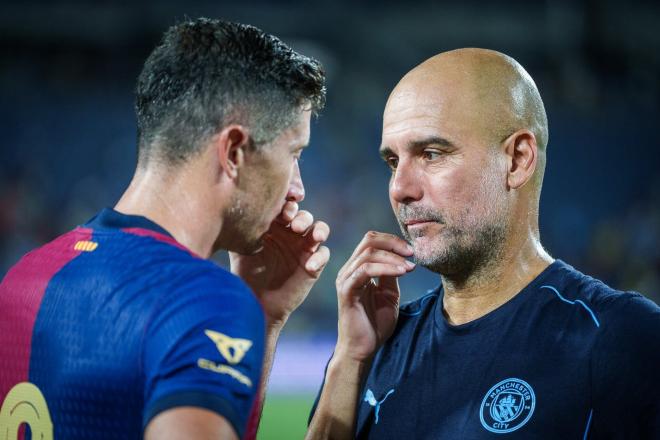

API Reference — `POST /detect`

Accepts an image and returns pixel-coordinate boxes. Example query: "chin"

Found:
[412,238,448,265]
[241,236,265,255]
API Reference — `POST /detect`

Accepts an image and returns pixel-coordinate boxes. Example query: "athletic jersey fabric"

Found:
[311,260,660,438]
[0,208,265,439]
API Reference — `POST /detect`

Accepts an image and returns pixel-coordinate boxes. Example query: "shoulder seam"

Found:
[400,290,438,316]
[540,285,601,328]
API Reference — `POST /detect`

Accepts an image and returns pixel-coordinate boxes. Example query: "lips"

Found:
[404,219,435,226]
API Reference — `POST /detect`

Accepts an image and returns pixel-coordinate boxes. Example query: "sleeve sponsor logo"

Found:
[197,330,254,387]
[203,329,253,365]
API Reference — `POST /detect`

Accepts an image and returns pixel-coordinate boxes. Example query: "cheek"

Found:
[467,159,508,222]
[265,160,294,206]
[425,168,472,217]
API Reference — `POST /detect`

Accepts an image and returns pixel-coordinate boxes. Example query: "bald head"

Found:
[387,48,548,152]
[382,49,549,279]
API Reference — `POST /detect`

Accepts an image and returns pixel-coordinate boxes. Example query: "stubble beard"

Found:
[223,191,265,255]
[398,205,508,285]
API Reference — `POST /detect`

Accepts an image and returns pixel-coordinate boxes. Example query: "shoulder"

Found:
[381,287,440,346]
[150,259,263,327]
[399,287,441,318]
[536,260,659,331]
[394,287,440,332]
[109,229,260,313]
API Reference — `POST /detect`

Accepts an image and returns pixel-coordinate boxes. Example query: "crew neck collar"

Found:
[434,260,565,334]
[84,207,174,238]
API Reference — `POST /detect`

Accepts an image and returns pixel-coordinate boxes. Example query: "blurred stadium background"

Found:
[1,0,659,438]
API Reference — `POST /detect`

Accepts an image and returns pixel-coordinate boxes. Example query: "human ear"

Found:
[503,129,538,190]
[214,125,250,179]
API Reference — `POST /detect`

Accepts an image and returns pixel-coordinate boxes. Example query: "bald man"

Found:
[307,49,660,439]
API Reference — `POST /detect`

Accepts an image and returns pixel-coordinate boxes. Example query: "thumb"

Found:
[377,274,400,293]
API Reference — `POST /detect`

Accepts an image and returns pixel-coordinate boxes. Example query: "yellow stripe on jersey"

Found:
[74,241,98,252]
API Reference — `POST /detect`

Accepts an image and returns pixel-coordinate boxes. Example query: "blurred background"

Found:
[1,0,659,438]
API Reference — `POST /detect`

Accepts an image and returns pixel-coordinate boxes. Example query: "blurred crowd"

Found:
[1,0,659,335]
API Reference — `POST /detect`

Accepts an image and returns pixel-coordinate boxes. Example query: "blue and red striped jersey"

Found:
[0,208,265,439]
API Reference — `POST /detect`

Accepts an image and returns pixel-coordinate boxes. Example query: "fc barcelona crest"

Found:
[479,378,535,434]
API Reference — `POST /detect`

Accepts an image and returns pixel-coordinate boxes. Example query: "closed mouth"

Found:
[404,219,436,226]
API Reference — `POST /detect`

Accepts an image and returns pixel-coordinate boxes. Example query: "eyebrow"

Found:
[379,135,455,160]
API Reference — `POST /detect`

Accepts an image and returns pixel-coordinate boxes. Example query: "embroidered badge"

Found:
[479,378,535,434]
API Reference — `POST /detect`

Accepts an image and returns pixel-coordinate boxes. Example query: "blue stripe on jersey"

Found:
[583,409,594,440]
[540,285,601,328]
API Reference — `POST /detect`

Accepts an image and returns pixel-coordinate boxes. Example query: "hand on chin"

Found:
[229,200,331,327]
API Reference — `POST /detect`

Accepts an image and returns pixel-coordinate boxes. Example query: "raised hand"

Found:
[334,231,415,362]
[229,201,330,326]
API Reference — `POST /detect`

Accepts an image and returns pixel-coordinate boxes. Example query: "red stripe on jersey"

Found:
[121,227,200,258]
[0,227,92,400]
[243,382,264,440]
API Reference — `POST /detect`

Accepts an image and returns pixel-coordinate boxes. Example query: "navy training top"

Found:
[311,260,660,438]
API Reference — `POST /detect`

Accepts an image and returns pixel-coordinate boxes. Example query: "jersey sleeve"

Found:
[591,292,660,438]
[141,269,265,438]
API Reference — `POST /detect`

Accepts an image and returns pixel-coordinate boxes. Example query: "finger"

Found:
[290,210,314,234]
[338,246,414,281]
[305,245,330,275]
[341,262,408,294]
[276,201,299,224]
[344,248,415,278]
[350,231,413,261]
[303,221,330,252]
[377,273,401,293]
[339,232,410,279]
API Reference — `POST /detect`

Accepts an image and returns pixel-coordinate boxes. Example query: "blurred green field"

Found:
[258,394,315,440]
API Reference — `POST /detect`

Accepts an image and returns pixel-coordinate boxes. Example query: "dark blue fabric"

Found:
[28,208,264,439]
[311,260,660,438]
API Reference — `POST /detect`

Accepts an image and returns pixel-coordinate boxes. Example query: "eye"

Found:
[423,150,442,161]
[385,156,399,170]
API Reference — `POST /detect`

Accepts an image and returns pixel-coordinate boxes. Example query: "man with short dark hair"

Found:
[0,18,328,440]
[307,48,660,439]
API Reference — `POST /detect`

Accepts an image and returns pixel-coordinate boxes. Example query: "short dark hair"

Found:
[135,18,326,166]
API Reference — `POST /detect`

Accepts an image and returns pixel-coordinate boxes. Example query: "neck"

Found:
[440,225,553,326]
[114,164,224,258]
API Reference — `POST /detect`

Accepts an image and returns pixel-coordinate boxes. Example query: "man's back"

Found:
[0,208,265,439]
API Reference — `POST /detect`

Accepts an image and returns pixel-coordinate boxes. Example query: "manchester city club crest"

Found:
[479,378,536,434]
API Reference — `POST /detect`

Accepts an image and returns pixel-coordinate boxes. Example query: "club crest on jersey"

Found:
[479,378,535,434]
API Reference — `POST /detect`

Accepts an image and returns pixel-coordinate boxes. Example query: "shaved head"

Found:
[387,48,548,186]
[382,48,549,281]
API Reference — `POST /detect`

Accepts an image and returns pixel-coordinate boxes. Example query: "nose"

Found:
[390,159,423,204]
[286,159,305,202]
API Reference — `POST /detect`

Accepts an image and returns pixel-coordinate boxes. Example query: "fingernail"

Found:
[405,260,415,269]
[308,261,319,271]
[406,244,414,253]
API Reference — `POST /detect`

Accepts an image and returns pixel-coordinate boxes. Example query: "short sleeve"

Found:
[591,293,660,438]
[141,269,265,438]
